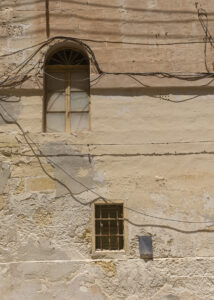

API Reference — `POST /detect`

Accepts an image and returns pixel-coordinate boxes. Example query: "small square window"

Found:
[95,204,124,251]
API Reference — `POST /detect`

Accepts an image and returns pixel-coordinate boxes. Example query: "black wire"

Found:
[198,8,214,73]
[0,40,209,61]
[0,102,106,206]
[1,35,214,89]
[1,102,214,225]
[0,6,213,89]
[0,96,21,103]
[0,8,214,226]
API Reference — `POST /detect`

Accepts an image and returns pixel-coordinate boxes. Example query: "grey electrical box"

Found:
[138,236,153,259]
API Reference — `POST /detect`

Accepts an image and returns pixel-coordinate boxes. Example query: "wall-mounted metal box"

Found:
[138,236,153,259]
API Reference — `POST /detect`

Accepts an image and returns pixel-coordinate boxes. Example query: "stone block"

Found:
[0,195,3,210]
[14,179,25,194]
[25,177,55,192]
[11,163,54,178]
[0,162,10,194]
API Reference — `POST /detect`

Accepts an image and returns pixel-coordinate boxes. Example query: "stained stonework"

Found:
[1,0,214,299]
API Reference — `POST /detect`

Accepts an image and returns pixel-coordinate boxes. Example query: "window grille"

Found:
[95,204,124,251]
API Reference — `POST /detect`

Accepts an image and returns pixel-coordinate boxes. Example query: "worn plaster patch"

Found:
[78,167,89,178]
[202,192,214,210]
[0,98,21,125]
[6,24,24,36]
[0,195,3,210]
[117,105,131,116]
[93,171,105,183]
[42,143,102,196]
[14,179,24,194]
[17,235,69,261]
[68,275,108,300]
[92,261,117,276]
[0,162,10,194]
[33,208,53,226]
[82,223,92,249]
[161,295,180,300]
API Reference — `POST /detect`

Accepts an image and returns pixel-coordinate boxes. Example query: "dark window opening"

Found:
[95,204,124,251]
[46,49,89,66]
[44,48,89,132]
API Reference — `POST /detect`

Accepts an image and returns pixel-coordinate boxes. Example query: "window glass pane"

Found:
[47,92,66,111]
[70,113,89,130]
[46,113,65,132]
[46,72,66,92]
[95,205,100,218]
[118,205,123,218]
[70,71,89,92]
[111,236,118,250]
[109,208,116,218]
[70,92,89,112]
[101,221,108,234]
[101,207,108,218]
[119,237,124,249]
[110,221,117,234]
[96,237,100,250]
[102,236,109,250]
[119,221,123,234]
[95,220,100,234]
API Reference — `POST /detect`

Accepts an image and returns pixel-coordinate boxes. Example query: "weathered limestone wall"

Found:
[1,91,214,299]
[1,0,214,299]
[0,0,214,74]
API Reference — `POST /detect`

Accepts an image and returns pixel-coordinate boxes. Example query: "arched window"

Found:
[44,48,90,132]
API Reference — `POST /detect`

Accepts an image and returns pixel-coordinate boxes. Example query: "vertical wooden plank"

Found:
[43,70,47,132]
[108,208,111,250]
[65,71,70,132]
[100,205,102,251]
[123,203,126,251]
[45,0,50,38]
[92,204,96,252]
[116,206,119,250]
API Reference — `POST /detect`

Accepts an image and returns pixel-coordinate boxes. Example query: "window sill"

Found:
[92,249,127,259]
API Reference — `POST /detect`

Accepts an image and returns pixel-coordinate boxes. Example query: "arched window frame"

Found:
[43,46,90,133]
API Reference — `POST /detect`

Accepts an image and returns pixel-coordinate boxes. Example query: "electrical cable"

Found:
[1,33,214,89]
[0,40,209,61]
[1,102,214,225]
[0,6,213,90]
[0,7,214,227]
[0,102,106,206]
